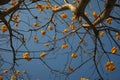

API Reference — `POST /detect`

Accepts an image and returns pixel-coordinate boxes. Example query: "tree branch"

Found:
[93,0,117,26]
[0,0,23,17]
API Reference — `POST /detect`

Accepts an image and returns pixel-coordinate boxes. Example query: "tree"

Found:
[0,0,120,80]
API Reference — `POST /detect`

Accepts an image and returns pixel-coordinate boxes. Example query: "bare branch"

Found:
[93,0,117,26]
[64,0,69,4]
[76,0,90,15]
[0,0,23,18]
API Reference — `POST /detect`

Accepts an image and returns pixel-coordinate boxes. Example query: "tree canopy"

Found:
[0,0,120,80]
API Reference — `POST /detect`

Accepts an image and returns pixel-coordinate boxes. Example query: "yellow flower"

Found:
[106,17,112,24]
[3,69,8,74]
[12,14,20,21]
[69,24,75,29]
[72,15,78,20]
[48,26,53,30]
[1,24,8,32]
[23,52,32,61]
[116,32,120,40]
[105,61,115,71]
[14,22,19,27]
[35,3,42,8]
[53,5,58,10]
[63,29,69,33]
[68,66,74,72]
[23,52,29,58]
[34,22,39,27]
[60,13,68,19]
[116,32,119,36]
[14,70,20,76]
[44,43,49,47]
[80,77,87,80]
[12,16,19,21]
[99,31,105,37]
[41,30,46,35]
[41,5,50,9]
[0,75,3,80]
[92,11,98,19]
[16,14,20,17]
[53,5,58,8]
[111,47,118,54]
[33,35,37,40]
[71,53,78,58]
[10,75,15,80]
[38,9,44,12]
[10,1,17,6]
[116,36,119,40]
[71,30,76,33]
[43,5,50,9]
[61,44,68,49]
[33,35,38,43]
[40,52,46,58]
